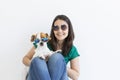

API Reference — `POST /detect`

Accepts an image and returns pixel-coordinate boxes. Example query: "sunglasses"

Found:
[53,25,68,31]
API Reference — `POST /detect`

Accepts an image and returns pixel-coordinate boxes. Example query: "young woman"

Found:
[22,15,80,80]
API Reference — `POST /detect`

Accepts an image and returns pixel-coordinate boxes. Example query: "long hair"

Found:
[48,15,75,56]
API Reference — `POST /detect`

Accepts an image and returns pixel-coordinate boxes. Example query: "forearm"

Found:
[22,47,35,66]
[67,67,80,80]
[22,56,31,66]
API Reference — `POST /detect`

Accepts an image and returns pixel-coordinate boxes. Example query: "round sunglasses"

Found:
[53,25,68,31]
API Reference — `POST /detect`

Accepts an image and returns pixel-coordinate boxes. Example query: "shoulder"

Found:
[70,45,77,51]
[69,45,79,55]
[64,45,80,64]
[68,45,80,60]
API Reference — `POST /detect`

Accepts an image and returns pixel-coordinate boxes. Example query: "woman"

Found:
[22,15,80,80]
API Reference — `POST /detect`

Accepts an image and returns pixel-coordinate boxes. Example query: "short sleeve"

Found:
[69,46,80,61]
[64,45,80,64]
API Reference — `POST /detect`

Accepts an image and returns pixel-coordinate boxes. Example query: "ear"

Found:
[31,34,36,42]
[46,33,51,40]
[48,36,51,40]
[45,33,48,36]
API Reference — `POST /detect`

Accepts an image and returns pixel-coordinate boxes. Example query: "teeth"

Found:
[57,34,64,35]
[58,34,63,36]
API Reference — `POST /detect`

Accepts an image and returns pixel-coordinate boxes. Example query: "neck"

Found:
[57,40,63,50]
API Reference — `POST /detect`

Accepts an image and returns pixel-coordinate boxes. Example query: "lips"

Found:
[57,33,65,36]
[57,34,63,36]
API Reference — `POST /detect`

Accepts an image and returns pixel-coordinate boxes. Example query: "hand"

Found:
[44,53,50,61]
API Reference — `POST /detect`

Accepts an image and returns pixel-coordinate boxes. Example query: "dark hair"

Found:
[48,15,75,56]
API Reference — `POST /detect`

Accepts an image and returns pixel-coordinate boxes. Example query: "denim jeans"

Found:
[27,53,69,80]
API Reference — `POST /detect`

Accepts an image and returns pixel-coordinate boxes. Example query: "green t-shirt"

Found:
[47,43,80,64]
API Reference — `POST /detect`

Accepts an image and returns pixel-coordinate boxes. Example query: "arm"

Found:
[67,57,80,80]
[22,46,35,66]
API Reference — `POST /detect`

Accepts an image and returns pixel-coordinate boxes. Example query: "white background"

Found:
[0,0,120,80]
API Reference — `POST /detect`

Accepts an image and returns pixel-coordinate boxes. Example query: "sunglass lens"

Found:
[61,25,67,30]
[53,26,59,31]
[35,38,40,43]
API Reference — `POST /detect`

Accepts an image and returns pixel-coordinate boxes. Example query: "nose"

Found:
[57,27,62,32]
[40,42,44,46]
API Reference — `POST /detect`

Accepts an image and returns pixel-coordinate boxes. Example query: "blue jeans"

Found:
[27,53,69,80]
